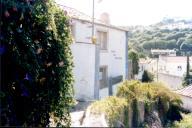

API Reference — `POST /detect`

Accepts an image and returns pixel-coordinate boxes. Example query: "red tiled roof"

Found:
[175,85,192,98]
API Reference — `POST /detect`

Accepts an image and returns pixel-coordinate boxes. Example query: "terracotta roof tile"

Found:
[175,85,192,98]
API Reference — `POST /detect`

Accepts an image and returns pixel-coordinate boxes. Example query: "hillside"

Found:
[128,18,192,57]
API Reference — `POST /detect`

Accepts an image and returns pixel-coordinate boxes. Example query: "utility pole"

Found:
[92,0,100,100]
[92,0,95,37]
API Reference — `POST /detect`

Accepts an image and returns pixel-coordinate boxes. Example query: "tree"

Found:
[182,55,192,86]
[128,51,139,77]
[142,70,154,82]
[1,0,74,127]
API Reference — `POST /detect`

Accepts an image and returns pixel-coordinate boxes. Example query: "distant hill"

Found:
[127,17,192,57]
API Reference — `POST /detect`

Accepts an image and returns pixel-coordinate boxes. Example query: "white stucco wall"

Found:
[180,95,192,112]
[98,26,126,99]
[71,19,127,100]
[71,43,96,100]
[100,27,126,78]
[158,56,192,77]
[99,82,122,99]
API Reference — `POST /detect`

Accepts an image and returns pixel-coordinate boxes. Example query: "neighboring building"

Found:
[137,56,192,90]
[158,56,192,90]
[158,56,192,77]
[151,49,176,57]
[136,58,157,80]
[60,5,128,100]
[175,85,192,112]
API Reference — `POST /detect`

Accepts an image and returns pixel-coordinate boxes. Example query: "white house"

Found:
[60,6,128,100]
[157,56,192,90]
[158,56,192,77]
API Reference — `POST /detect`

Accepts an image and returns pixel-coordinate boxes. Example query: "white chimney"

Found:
[99,12,110,24]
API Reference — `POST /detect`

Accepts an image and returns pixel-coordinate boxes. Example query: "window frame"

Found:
[99,65,108,89]
[97,30,108,51]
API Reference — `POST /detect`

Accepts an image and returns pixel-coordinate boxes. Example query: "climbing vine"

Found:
[0,0,74,127]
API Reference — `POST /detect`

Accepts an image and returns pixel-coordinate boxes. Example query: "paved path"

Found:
[70,101,92,127]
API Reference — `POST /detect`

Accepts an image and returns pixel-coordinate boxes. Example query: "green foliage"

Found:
[89,96,128,127]
[1,0,74,127]
[128,50,139,75]
[128,22,192,56]
[172,114,192,128]
[117,81,182,126]
[142,70,154,82]
[183,55,192,86]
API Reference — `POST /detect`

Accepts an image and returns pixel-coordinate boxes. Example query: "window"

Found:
[97,31,108,50]
[177,66,182,71]
[99,66,108,89]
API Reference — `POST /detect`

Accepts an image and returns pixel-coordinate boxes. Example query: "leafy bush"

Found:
[142,70,154,82]
[116,81,182,126]
[1,0,74,127]
[89,96,128,127]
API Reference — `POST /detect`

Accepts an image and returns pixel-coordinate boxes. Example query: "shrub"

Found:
[116,81,182,126]
[89,96,128,127]
[142,70,154,82]
[0,0,74,127]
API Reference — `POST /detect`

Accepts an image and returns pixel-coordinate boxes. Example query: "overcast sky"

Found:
[55,0,192,26]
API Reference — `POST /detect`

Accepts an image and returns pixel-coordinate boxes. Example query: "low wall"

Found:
[180,95,192,112]
[158,73,183,90]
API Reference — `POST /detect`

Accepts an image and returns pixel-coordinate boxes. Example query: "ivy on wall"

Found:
[0,0,74,127]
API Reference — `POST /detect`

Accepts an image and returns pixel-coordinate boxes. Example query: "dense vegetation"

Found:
[128,19,192,56]
[89,80,183,127]
[89,97,127,127]
[0,0,74,127]
[128,50,139,78]
[172,114,192,128]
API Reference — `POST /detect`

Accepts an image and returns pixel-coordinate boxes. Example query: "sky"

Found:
[55,0,192,26]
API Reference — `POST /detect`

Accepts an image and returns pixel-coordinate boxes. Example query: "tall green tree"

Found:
[182,55,192,86]
[0,0,74,127]
[128,50,139,77]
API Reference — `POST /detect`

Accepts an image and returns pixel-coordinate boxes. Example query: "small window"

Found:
[97,31,108,50]
[99,66,108,89]
[177,66,182,71]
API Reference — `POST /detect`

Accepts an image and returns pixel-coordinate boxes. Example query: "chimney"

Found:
[99,12,110,24]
